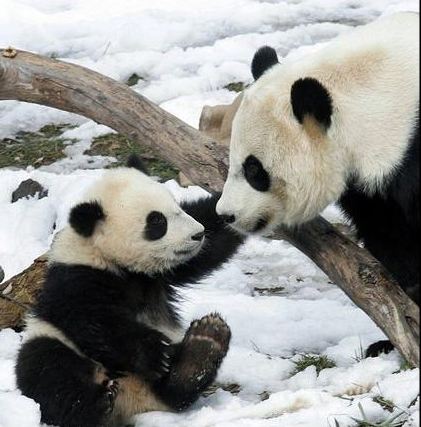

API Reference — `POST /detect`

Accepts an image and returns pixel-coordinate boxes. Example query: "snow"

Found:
[0,1,419,427]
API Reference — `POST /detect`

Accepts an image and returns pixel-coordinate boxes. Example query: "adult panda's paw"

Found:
[184,313,231,357]
[365,340,395,358]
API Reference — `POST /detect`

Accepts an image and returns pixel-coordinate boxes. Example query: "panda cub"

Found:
[16,156,243,427]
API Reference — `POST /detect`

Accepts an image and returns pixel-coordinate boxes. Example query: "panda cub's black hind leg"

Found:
[155,313,231,411]
[16,337,118,427]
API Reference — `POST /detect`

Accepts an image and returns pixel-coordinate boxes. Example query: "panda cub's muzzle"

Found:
[174,231,204,255]
[173,229,205,261]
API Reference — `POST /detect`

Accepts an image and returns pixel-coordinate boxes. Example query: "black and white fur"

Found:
[16,157,244,427]
[217,13,419,349]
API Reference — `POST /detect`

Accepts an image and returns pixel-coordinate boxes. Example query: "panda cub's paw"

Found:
[155,314,231,408]
[184,313,231,359]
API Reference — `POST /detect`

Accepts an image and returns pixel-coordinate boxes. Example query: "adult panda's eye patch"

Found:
[144,211,168,240]
[243,155,270,192]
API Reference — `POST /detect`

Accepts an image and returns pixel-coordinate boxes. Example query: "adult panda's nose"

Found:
[191,231,205,241]
[216,188,237,224]
[219,214,236,224]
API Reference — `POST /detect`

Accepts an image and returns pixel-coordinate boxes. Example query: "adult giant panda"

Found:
[216,12,419,348]
[16,156,243,427]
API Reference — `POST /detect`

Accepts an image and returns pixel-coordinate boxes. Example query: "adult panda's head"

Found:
[217,46,347,234]
[51,156,205,275]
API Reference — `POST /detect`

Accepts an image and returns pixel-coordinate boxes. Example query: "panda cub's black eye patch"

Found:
[144,211,168,241]
[243,155,270,192]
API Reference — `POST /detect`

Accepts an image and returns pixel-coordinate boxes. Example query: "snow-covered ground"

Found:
[0,1,419,427]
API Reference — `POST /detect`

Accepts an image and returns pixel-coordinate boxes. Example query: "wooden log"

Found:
[0,48,419,366]
[0,256,47,330]
[281,217,419,367]
[0,49,228,192]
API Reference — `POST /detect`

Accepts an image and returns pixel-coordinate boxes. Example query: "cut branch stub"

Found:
[0,48,419,366]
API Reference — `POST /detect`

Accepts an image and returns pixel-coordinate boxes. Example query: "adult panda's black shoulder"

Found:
[216,13,419,353]
[16,158,244,427]
[339,118,419,303]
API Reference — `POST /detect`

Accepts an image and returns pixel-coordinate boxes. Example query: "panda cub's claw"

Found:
[154,315,231,412]
[103,379,119,413]
[184,313,231,357]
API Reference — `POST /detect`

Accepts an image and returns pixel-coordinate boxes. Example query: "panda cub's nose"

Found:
[219,214,236,224]
[191,231,205,241]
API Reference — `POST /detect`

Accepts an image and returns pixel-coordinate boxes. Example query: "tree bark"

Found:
[0,48,419,367]
[0,256,47,330]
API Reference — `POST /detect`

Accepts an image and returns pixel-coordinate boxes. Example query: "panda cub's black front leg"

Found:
[154,313,231,411]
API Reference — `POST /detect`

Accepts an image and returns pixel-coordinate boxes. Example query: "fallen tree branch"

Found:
[0,256,47,330]
[0,48,419,366]
[281,218,419,367]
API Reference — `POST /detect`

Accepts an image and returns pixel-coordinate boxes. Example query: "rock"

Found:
[0,265,4,283]
[11,179,48,203]
[178,172,193,187]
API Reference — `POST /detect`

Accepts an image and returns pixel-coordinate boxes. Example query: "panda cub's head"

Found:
[51,157,205,274]
[217,46,345,234]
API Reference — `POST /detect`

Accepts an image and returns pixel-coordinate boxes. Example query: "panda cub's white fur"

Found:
[50,168,205,275]
[217,12,419,230]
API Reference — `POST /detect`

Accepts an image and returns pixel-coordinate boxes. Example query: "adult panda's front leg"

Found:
[153,313,231,411]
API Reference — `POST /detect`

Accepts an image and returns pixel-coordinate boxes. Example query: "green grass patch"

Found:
[0,124,76,168]
[224,82,247,92]
[372,396,396,413]
[352,339,366,363]
[352,401,408,427]
[399,360,413,372]
[392,359,414,375]
[333,401,410,427]
[86,133,179,181]
[1,123,178,181]
[293,354,336,375]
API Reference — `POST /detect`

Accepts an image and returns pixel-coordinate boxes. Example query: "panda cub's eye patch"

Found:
[243,155,270,192]
[144,211,168,241]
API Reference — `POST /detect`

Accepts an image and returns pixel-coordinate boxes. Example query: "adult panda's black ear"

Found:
[251,46,279,80]
[127,154,149,175]
[69,201,105,237]
[290,77,333,129]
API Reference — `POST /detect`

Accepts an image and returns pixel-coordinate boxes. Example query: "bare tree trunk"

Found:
[0,48,419,367]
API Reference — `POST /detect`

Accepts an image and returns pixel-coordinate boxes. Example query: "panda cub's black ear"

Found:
[251,46,279,80]
[290,77,333,129]
[127,154,149,175]
[69,201,105,238]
